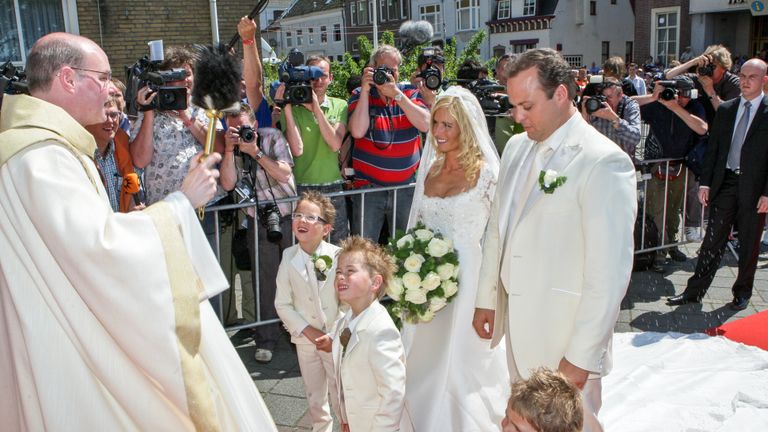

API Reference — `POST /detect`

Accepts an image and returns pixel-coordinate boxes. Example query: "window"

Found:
[358,0,369,25]
[512,43,536,54]
[611,0,617,4]
[321,25,328,43]
[308,28,315,45]
[523,0,535,16]
[590,1,596,16]
[1,0,76,64]
[380,0,386,22]
[456,0,479,31]
[286,31,293,48]
[349,4,356,25]
[652,7,679,67]
[420,4,442,36]
[625,41,633,64]
[337,55,343,62]
[497,0,510,20]
[334,23,342,42]
[388,0,397,21]
[601,41,610,63]
[296,29,303,46]
[269,10,283,25]
[401,0,408,19]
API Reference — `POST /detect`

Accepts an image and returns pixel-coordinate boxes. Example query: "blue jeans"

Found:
[351,183,414,243]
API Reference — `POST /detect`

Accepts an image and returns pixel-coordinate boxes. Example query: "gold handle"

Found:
[197,109,222,220]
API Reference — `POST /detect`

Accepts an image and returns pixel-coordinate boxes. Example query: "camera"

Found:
[373,67,394,85]
[653,79,695,101]
[697,63,715,77]
[0,61,28,95]
[234,175,256,204]
[259,204,283,242]
[418,48,444,91]
[125,40,188,115]
[277,49,324,105]
[577,75,609,114]
[584,95,607,114]
[237,125,256,143]
[463,79,513,116]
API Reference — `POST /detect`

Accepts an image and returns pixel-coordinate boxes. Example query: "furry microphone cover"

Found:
[192,44,241,112]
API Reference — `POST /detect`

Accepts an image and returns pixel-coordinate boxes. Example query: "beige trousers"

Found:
[296,343,340,432]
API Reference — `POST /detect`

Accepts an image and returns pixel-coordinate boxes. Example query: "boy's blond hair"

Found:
[508,368,583,432]
[338,236,395,299]
[296,190,336,226]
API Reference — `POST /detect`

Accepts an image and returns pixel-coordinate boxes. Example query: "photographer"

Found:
[494,54,524,153]
[664,44,741,124]
[581,77,641,159]
[348,45,430,241]
[226,103,296,363]
[634,76,708,271]
[129,46,235,206]
[410,47,445,108]
[277,54,349,243]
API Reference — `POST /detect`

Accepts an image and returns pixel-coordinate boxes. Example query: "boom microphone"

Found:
[398,20,434,49]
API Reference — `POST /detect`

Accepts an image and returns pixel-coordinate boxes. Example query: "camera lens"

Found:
[425,74,441,90]
[585,97,604,114]
[238,126,256,143]
[373,69,389,85]
[660,88,677,101]
[289,86,310,104]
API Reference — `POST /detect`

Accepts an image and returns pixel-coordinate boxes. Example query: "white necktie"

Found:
[727,101,752,171]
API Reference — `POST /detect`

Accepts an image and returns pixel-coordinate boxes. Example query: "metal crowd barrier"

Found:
[205,160,705,329]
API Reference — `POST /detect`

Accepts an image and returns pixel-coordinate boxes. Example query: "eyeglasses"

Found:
[105,111,122,120]
[71,66,112,89]
[292,213,327,224]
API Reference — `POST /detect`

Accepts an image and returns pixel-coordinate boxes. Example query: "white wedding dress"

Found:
[400,102,510,431]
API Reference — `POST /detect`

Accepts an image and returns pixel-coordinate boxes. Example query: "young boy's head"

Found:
[502,368,583,432]
[292,191,335,248]
[335,236,396,313]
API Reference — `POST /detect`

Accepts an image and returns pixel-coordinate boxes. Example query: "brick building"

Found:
[633,0,691,68]
[341,0,411,59]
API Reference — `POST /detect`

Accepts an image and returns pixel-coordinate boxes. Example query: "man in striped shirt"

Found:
[348,45,430,241]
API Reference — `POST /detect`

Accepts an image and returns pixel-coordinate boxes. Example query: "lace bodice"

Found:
[413,164,496,248]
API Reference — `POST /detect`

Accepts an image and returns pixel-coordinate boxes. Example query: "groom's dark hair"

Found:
[505,48,577,100]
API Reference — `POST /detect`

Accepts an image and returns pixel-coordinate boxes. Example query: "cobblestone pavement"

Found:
[231,241,768,430]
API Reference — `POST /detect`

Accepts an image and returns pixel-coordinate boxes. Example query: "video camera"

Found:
[652,79,697,101]
[417,48,443,91]
[0,61,28,95]
[275,49,324,106]
[125,40,188,116]
[460,79,512,116]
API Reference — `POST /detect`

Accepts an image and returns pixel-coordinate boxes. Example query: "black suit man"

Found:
[668,59,768,311]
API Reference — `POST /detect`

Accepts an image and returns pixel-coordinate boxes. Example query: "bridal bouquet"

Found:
[385,222,460,328]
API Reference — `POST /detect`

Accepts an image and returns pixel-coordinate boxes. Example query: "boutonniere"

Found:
[539,169,567,194]
[311,253,333,281]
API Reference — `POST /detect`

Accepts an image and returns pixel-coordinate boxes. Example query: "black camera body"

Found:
[418,48,444,90]
[278,49,324,105]
[585,95,607,114]
[697,63,715,77]
[0,61,28,95]
[463,79,512,116]
[653,79,695,101]
[577,75,609,114]
[259,204,283,242]
[373,67,395,85]
[237,125,256,143]
[125,56,189,115]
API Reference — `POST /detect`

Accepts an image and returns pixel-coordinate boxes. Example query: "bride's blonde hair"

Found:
[428,95,484,183]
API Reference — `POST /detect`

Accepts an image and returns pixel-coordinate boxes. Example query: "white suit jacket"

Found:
[476,112,637,378]
[274,241,342,344]
[331,301,406,432]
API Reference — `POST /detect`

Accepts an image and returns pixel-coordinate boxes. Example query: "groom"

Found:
[472,49,636,431]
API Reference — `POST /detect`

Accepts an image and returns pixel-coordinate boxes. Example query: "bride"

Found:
[400,86,510,431]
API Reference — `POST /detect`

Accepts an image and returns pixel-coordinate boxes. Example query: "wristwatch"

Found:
[394,92,404,102]
[254,150,265,160]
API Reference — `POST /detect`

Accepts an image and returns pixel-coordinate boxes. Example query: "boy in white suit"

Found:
[332,236,406,432]
[275,191,342,432]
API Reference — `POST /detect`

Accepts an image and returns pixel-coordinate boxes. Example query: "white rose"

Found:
[441,280,459,298]
[426,238,451,258]
[419,308,435,322]
[387,277,404,301]
[396,234,415,249]
[414,228,434,242]
[405,286,428,304]
[402,272,422,291]
[421,272,442,291]
[543,169,559,187]
[403,253,425,273]
[429,297,448,313]
[436,263,455,281]
[315,258,327,272]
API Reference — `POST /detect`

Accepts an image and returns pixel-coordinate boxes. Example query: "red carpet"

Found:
[706,310,768,351]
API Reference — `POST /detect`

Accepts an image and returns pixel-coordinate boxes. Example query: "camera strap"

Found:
[250,134,282,213]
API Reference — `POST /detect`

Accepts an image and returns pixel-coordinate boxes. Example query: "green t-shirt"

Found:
[494,116,525,155]
[282,96,348,185]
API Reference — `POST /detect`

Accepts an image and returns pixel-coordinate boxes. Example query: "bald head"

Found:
[27,33,105,94]
[739,58,768,101]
